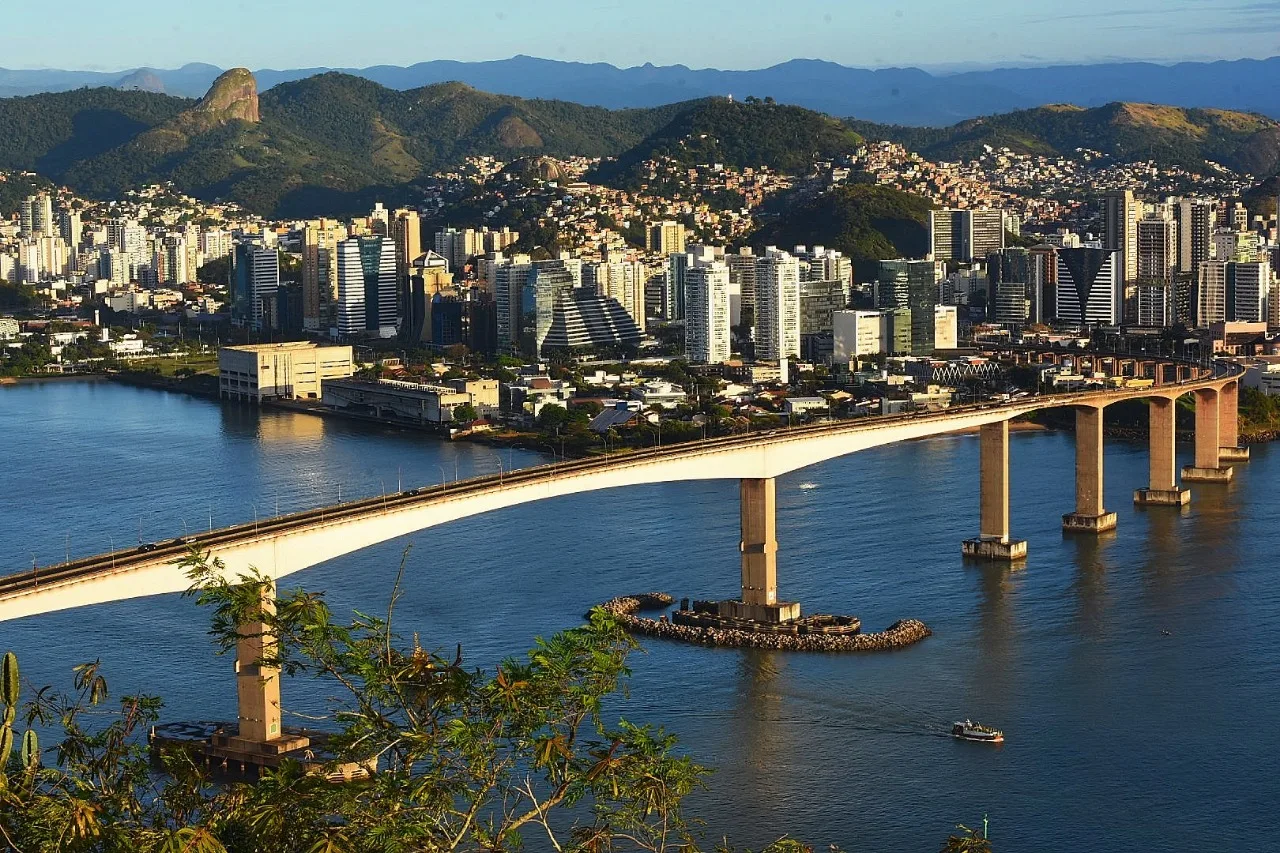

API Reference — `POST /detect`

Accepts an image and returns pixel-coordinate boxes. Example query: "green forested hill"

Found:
[592,98,864,186]
[748,184,932,278]
[0,72,689,216]
[849,102,1280,175]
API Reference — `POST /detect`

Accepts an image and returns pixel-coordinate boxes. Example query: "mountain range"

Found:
[2,69,1278,221]
[6,55,1280,126]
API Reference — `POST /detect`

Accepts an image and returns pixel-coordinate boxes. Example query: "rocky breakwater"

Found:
[595,593,931,652]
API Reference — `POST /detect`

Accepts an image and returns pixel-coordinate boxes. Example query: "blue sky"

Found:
[7,0,1280,71]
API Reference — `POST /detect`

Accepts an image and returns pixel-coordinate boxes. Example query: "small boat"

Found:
[952,720,1004,743]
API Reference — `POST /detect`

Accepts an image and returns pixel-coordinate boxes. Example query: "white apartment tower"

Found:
[755,247,802,361]
[684,254,731,364]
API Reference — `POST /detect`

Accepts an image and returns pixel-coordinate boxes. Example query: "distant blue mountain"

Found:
[4,56,1280,126]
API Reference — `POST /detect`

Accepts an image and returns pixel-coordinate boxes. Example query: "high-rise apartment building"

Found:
[684,254,731,364]
[1137,215,1177,282]
[58,210,82,251]
[302,221,344,331]
[1136,283,1173,327]
[335,237,397,338]
[1228,260,1271,323]
[585,254,647,332]
[930,208,1008,262]
[987,248,1032,324]
[1055,248,1122,326]
[726,248,757,323]
[646,221,687,256]
[19,194,54,237]
[231,243,281,331]
[1196,260,1228,326]
[1175,199,1216,273]
[492,252,533,349]
[1103,190,1141,282]
[754,247,802,361]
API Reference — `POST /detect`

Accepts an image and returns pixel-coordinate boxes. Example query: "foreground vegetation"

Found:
[0,550,993,851]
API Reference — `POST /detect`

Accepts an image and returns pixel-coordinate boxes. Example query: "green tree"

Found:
[453,402,478,423]
[537,403,570,430]
[0,552,709,851]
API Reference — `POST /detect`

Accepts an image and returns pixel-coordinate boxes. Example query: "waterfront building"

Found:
[1055,248,1122,326]
[685,253,731,364]
[218,342,354,402]
[755,247,802,361]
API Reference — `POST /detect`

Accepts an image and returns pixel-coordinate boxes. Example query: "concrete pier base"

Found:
[1062,511,1118,533]
[1181,465,1234,483]
[1219,446,1251,464]
[716,599,801,624]
[1134,488,1192,506]
[962,536,1028,561]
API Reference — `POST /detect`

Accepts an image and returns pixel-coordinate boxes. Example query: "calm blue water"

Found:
[1,381,1276,851]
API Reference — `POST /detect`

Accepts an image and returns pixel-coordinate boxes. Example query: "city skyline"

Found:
[7,0,1280,72]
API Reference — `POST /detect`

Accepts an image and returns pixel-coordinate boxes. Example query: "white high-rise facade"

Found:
[684,255,731,364]
[335,237,397,338]
[755,247,802,361]
[1230,260,1270,324]
[1137,215,1177,282]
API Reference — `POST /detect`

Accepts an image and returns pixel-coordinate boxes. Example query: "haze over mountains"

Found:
[6,55,1280,126]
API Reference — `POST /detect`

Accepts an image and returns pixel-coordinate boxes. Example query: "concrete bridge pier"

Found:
[1182,388,1234,483]
[1135,396,1191,506]
[1063,406,1118,533]
[1217,381,1250,464]
[215,579,310,759]
[962,420,1028,561]
[717,478,801,624]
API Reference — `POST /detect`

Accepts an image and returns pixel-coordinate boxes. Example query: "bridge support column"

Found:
[219,579,309,757]
[1217,381,1250,464]
[1135,397,1190,506]
[1063,406,1118,533]
[1182,388,1234,483]
[717,478,800,624]
[962,420,1027,561]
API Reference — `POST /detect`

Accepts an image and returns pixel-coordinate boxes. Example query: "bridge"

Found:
[0,349,1249,770]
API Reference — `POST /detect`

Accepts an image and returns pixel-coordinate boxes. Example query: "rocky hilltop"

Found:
[184,67,259,129]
